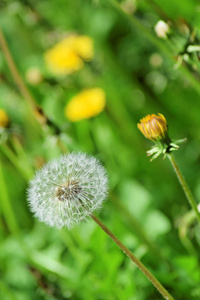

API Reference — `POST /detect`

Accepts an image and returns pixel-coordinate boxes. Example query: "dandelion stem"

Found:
[110,193,165,261]
[91,214,174,300]
[167,153,200,224]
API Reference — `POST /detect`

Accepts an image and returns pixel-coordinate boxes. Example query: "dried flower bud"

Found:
[27,153,108,229]
[137,113,168,141]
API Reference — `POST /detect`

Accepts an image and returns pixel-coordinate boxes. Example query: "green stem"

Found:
[1,143,31,181]
[178,210,197,256]
[108,0,172,57]
[0,27,66,146]
[91,214,174,300]
[0,154,20,236]
[0,28,37,108]
[11,137,34,178]
[106,0,200,96]
[167,153,200,224]
[0,281,19,300]
[30,250,76,280]
[0,155,75,280]
[110,193,164,261]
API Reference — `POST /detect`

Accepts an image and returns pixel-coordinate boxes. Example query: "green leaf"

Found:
[119,180,151,218]
[144,210,171,239]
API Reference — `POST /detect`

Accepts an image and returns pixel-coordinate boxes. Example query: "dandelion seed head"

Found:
[27,152,108,229]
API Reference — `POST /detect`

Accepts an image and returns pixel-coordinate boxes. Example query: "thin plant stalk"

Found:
[0,154,76,280]
[11,137,34,179]
[106,0,200,97]
[110,193,165,261]
[91,119,167,261]
[91,214,174,300]
[0,281,19,300]
[1,143,32,181]
[0,28,36,109]
[178,210,197,256]
[0,154,20,236]
[0,28,65,143]
[167,153,200,224]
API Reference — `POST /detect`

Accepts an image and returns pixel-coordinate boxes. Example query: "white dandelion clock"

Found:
[27,152,108,229]
[27,154,174,299]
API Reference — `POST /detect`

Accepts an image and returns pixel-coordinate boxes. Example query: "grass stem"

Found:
[110,193,164,261]
[167,153,200,224]
[106,0,200,96]
[0,28,37,109]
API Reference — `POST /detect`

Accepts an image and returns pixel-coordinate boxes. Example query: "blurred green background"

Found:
[1,0,200,299]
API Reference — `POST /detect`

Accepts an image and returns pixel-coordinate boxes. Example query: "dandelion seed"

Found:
[27,152,108,229]
[65,88,106,122]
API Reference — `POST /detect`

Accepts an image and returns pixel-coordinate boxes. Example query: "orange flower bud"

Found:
[138,113,186,160]
[137,113,168,141]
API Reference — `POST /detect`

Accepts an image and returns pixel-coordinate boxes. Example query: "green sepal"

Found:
[147,138,187,161]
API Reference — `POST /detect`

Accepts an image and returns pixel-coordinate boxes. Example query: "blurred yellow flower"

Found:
[0,109,9,128]
[65,88,106,122]
[44,35,94,75]
[72,35,93,60]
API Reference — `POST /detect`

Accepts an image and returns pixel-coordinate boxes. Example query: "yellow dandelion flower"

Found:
[44,35,93,75]
[137,113,168,141]
[0,109,9,128]
[45,46,83,75]
[65,88,106,122]
[73,35,94,60]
